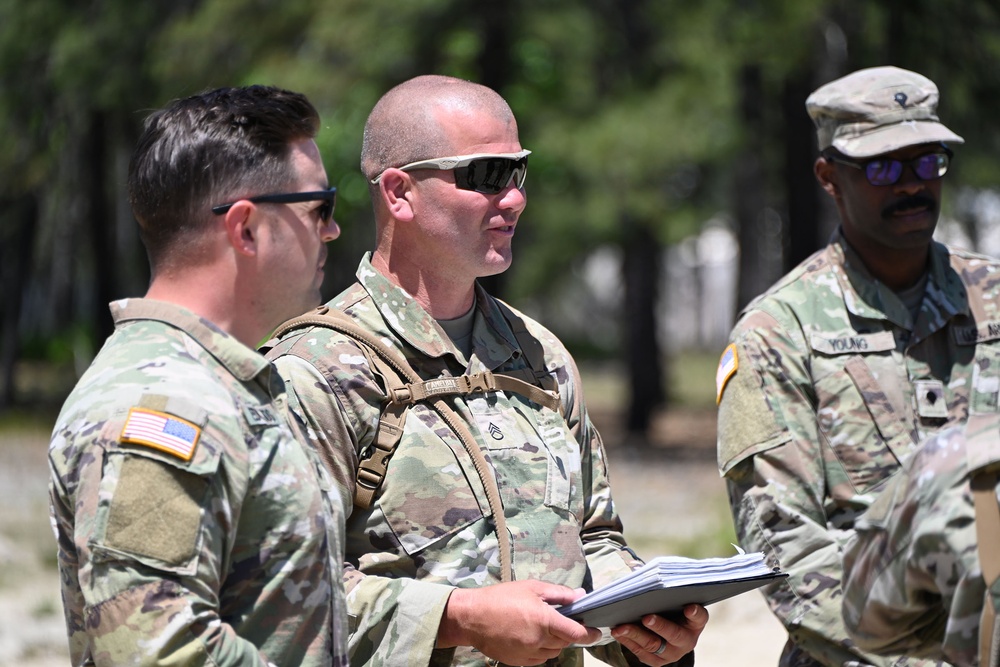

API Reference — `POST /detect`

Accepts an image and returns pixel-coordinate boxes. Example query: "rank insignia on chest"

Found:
[120,407,201,461]
[716,343,739,405]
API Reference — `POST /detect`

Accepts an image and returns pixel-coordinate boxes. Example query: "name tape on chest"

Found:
[120,407,201,461]
[809,331,895,355]
[243,403,280,428]
[954,321,1000,346]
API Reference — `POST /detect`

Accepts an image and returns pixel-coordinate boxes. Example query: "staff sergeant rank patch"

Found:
[120,407,201,461]
[716,343,739,405]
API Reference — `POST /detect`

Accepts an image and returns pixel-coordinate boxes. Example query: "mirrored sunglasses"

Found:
[371,150,531,195]
[212,187,337,222]
[824,149,952,186]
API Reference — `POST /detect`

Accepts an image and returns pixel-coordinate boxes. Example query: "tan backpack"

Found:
[973,467,1000,667]
[271,303,561,584]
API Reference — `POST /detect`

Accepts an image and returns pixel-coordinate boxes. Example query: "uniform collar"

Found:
[349,253,520,371]
[109,298,272,383]
[831,229,969,332]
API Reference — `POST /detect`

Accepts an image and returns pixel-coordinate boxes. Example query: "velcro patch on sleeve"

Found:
[716,343,739,405]
[104,455,208,567]
[120,407,201,461]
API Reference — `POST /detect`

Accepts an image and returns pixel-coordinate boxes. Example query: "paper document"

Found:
[558,551,786,628]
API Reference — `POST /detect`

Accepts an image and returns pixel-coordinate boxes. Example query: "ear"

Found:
[221,201,259,257]
[814,156,840,199]
[377,169,416,223]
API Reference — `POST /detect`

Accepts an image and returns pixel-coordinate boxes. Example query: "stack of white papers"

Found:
[558,551,785,628]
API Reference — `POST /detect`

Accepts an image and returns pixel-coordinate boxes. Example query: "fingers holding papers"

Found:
[610,604,709,665]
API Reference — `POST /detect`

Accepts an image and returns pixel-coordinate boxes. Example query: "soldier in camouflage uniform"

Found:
[48,86,349,666]
[716,65,1000,666]
[842,413,1000,667]
[265,75,709,666]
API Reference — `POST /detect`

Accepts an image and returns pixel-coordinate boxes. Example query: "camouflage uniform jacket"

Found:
[842,413,1000,667]
[716,229,1000,667]
[48,298,349,667]
[265,254,658,667]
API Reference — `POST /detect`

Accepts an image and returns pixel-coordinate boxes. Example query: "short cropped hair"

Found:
[361,75,515,183]
[127,85,320,266]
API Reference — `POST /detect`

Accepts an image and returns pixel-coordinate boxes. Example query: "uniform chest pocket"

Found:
[375,412,487,558]
[468,393,581,518]
[811,333,913,494]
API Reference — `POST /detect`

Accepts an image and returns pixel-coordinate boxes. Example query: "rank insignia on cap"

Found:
[120,407,201,461]
[716,343,739,405]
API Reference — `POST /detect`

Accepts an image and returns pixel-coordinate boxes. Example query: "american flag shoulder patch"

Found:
[120,407,201,461]
[716,343,739,405]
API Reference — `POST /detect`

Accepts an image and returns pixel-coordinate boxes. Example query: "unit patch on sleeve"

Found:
[120,407,201,461]
[716,343,739,405]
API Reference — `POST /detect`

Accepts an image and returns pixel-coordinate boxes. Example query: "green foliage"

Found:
[627,494,738,562]
[32,597,59,619]
[5,0,1000,383]
[18,328,90,365]
[669,350,721,409]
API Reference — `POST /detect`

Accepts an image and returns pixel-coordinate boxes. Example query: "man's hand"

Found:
[611,604,709,665]
[437,580,603,665]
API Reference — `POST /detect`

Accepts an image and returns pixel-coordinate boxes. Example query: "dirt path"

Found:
[0,427,70,666]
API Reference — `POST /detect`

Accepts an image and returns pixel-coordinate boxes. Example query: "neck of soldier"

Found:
[145,265,269,349]
[844,234,932,292]
[370,248,477,320]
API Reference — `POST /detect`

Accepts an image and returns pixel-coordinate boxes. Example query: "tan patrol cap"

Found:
[806,65,964,158]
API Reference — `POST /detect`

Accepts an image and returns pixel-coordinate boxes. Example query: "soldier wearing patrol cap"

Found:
[48,86,348,666]
[716,65,1000,667]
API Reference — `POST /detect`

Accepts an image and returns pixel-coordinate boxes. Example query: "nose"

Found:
[891,160,929,194]
[321,218,341,242]
[496,183,527,213]
[892,171,925,196]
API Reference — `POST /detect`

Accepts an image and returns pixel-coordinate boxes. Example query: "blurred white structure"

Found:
[556,218,740,354]
[660,218,739,352]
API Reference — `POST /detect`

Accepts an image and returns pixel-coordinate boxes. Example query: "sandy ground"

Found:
[585,444,787,666]
[0,426,69,667]
[1,408,786,666]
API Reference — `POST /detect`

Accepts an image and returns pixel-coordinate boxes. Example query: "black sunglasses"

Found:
[211,187,337,222]
[370,150,531,195]
[823,149,953,187]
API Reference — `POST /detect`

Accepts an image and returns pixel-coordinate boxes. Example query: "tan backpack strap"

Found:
[354,400,407,510]
[278,310,415,512]
[273,305,514,583]
[428,394,513,583]
[492,374,561,414]
[390,370,560,413]
[272,307,408,377]
[973,469,1000,667]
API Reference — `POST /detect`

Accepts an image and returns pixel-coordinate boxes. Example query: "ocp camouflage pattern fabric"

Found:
[842,413,1000,666]
[266,254,654,667]
[49,298,349,666]
[717,229,1000,667]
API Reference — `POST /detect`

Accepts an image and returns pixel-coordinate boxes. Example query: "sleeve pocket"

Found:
[92,448,218,575]
[718,348,792,476]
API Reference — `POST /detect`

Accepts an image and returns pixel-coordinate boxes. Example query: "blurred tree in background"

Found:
[3,0,1000,442]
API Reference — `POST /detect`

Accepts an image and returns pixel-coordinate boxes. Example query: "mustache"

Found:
[882,193,937,217]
